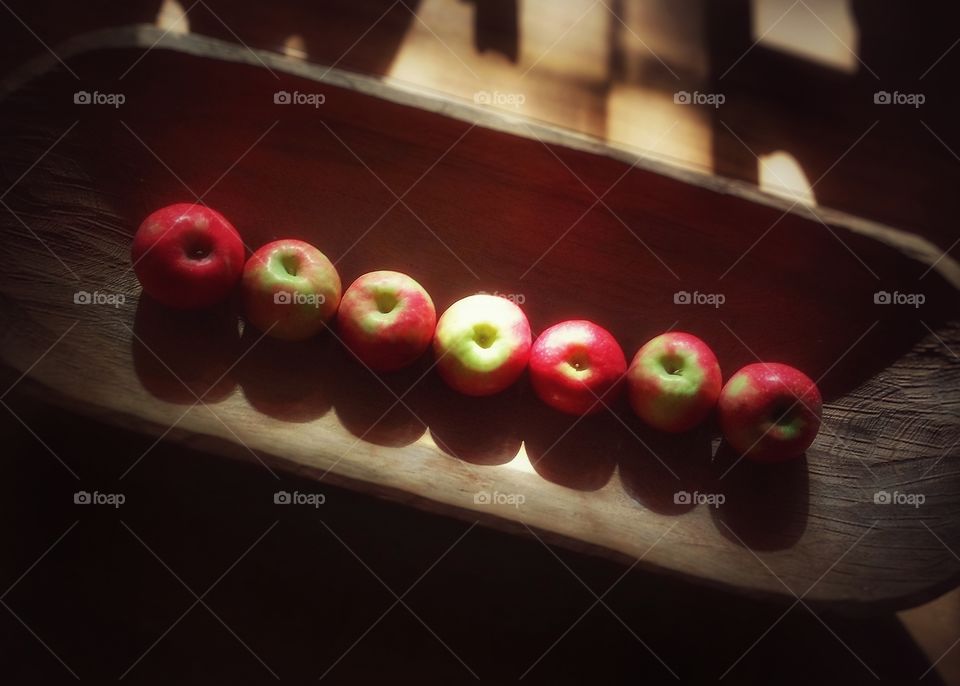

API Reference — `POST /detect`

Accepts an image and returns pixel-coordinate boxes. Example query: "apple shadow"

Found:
[234,324,334,422]
[326,341,429,448]
[522,398,622,491]
[131,295,240,404]
[618,419,716,515]
[415,373,525,465]
[708,441,810,551]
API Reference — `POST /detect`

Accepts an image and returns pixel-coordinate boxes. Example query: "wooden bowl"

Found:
[2,27,958,610]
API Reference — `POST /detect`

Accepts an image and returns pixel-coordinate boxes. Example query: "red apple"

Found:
[529,320,627,415]
[241,239,341,341]
[433,294,531,396]
[718,362,822,462]
[336,270,437,371]
[627,332,722,432]
[131,203,245,309]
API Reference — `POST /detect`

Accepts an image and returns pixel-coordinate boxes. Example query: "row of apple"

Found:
[132,204,822,463]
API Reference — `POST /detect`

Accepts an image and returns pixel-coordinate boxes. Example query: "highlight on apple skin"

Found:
[336,270,437,372]
[131,203,245,309]
[627,332,722,432]
[433,294,532,396]
[529,320,627,416]
[717,362,822,463]
[241,239,341,342]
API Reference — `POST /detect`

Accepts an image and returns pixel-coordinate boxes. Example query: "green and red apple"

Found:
[336,270,437,372]
[241,239,341,341]
[529,320,627,415]
[718,362,822,462]
[627,332,722,432]
[433,294,531,396]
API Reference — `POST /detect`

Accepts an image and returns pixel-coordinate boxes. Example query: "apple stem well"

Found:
[568,350,590,372]
[184,234,213,260]
[472,323,498,349]
[771,399,800,426]
[279,252,300,276]
[660,353,685,375]
[374,290,398,314]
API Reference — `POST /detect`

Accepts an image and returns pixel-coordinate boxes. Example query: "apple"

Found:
[718,362,822,462]
[241,239,341,341]
[131,203,245,309]
[529,320,627,415]
[627,332,722,432]
[433,294,531,396]
[336,270,437,371]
